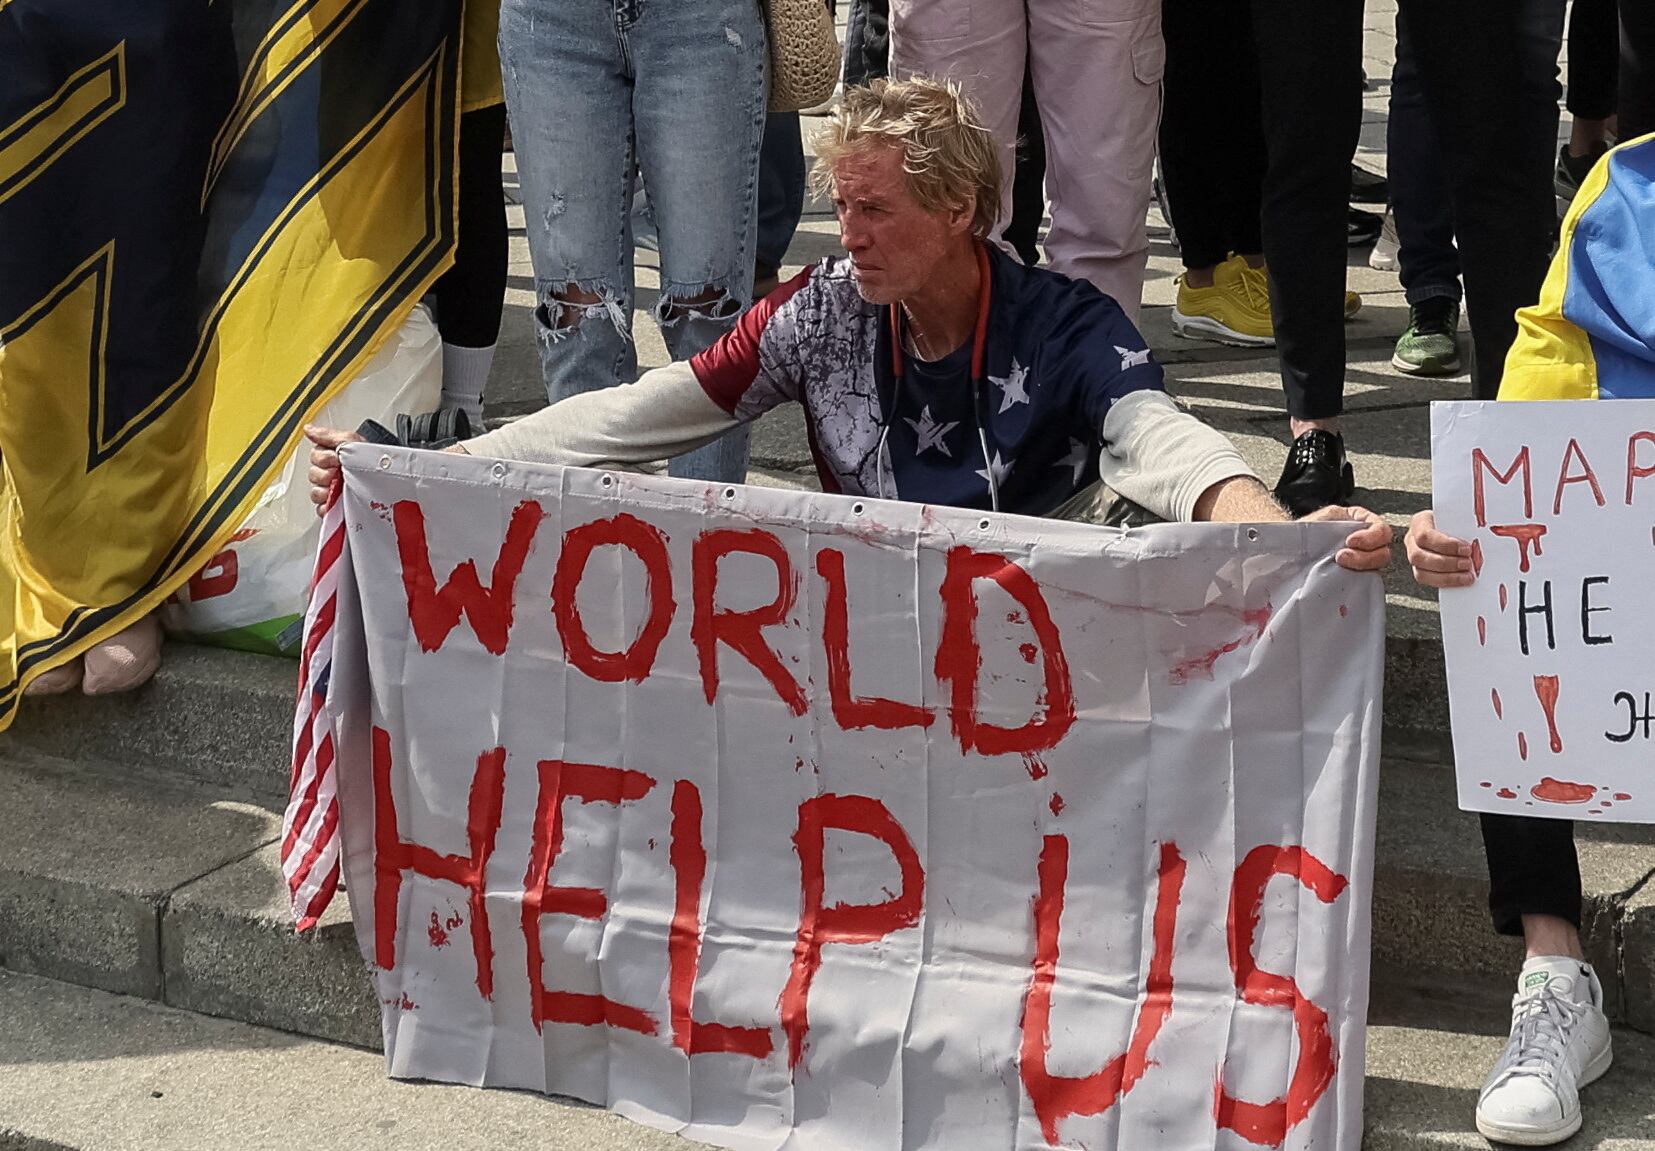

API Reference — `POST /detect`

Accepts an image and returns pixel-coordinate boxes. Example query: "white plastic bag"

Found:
[161,304,442,655]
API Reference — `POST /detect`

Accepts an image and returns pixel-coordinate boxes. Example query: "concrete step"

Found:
[2,739,1651,1056]
[2,969,1652,1151]
[4,624,1455,802]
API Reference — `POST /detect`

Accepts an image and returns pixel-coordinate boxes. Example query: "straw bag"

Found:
[765,0,839,113]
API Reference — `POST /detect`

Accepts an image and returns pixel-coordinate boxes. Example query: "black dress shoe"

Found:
[1274,429,1355,518]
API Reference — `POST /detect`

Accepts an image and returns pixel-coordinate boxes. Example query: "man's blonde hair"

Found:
[811,77,1002,239]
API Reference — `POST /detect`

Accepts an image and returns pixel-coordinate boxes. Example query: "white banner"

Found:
[325,443,1383,1151]
[1433,399,1655,823]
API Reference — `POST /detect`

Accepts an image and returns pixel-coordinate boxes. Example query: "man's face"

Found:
[833,145,972,305]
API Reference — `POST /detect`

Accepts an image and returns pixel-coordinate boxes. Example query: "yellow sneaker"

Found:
[1174,255,1274,347]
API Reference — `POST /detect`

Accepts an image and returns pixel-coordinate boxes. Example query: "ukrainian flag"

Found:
[0,0,463,727]
[1502,132,1655,401]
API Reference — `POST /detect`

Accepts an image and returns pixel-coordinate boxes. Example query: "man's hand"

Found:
[305,424,473,515]
[1301,504,1394,573]
[1403,509,1474,588]
[305,425,361,515]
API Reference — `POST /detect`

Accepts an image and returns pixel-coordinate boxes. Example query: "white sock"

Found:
[440,342,494,427]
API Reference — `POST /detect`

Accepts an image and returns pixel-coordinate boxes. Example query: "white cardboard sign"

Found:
[1433,399,1655,822]
[322,443,1383,1150]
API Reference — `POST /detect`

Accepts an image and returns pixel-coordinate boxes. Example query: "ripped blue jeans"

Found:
[498,0,767,482]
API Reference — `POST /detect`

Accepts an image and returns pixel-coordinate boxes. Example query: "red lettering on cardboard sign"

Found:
[1019,837,1186,1144]
[1626,432,1655,506]
[1215,845,1347,1146]
[372,728,504,1000]
[394,499,542,655]
[1472,447,1532,528]
[779,794,924,1069]
[552,514,675,683]
[1553,438,1606,514]
[668,780,773,1058]
[816,547,934,731]
[935,547,1076,756]
[692,528,806,715]
[523,759,658,1034]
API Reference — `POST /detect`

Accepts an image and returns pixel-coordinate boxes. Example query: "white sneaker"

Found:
[1476,957,1613,1146]
[1368,209,1399,272]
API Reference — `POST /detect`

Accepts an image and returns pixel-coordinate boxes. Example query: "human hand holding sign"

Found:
[305,424,468,514]
[1302,504,1394,573]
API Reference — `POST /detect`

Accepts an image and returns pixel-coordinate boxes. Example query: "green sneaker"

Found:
[1392,298,1462,376]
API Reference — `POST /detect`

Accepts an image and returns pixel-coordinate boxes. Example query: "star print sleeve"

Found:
[688,268,811,418]
[1095,391,1257,523]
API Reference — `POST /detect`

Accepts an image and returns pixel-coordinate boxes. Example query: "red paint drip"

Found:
[1533,674,1563,753]
[1498,584,1509,611]
[1530,776,1596,804]
[1168,606,1272,685]
[1492,688,1503,719]
[1019,643,1038,664]
[1049,793,1065,817]
[1470,538,1484,577]
[1497,787,1517,799]
[1477,616,1487,645]
[1007,610,1026,625]
[428,910,449,949]
[1480,781,1492,788]
[1488,523,1548,572]
[1338,604,1348,619]
[1518,732,1529,760]
[1614,792,1632,801]
[1023,754,1049,781]
[1602,801,1614,808]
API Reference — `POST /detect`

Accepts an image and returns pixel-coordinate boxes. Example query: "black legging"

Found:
[433,103,509,349]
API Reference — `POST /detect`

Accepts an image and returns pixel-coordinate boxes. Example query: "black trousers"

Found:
[433,103,509,349]
[1387,14,1460,308]
[1157,0,1266,273]
[1003,65,1046,268]
[1397,0,1562,400]
[843,0,889,88]
[1623,2,1655,139]
[1482,813,1583,936]
[1159,0,1362,422]
[1568,0,1621,119]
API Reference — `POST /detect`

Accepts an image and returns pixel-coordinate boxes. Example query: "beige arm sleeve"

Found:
[461,361,741,468]
[1095,390,1258,523]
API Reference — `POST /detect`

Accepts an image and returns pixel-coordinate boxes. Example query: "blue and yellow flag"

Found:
[1502,132,1655,401]
[0,0,463,726]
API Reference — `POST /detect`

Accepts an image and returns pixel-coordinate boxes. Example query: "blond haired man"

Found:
[307,79,1390,569]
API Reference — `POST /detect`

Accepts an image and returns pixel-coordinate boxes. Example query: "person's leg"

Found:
[889,0,1027,259]
[1476,811,1610,1146]
[631,0,767,483]
[1566,0,1620,140]
[433,102,510,424]
[1157,0,1252,278]
[1251,0,1363,429]
[1026,0,1161,323]
[1621,2,1655,140]
[1002,63,1045,267]
[1386,8,1464,377]
[1400,0,1561,400]
[843,0,890,88]
[756,111,807,296]
[499,0,638,403]
[1249,0,1363,515]
[1157,0,1272,346]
